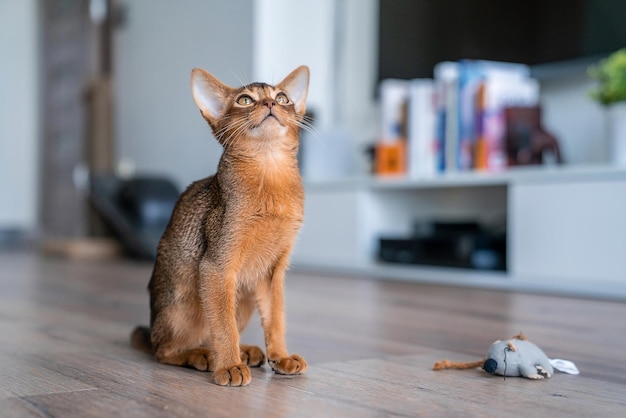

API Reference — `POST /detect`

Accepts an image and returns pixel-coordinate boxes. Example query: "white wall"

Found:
[0,0,39,231]
[253,0,337,129]
[114,0,254,190]
[336,0,379,173]
[540,73,609,165]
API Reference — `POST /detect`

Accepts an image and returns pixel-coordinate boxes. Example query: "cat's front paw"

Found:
[213,364,251,386]
[269,354,307,375]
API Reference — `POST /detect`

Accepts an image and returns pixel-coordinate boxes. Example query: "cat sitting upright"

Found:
[131,65,310,387]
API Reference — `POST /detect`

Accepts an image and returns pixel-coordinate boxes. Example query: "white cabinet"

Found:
[510,179,626,284]
[291,166,626,299]
[295,188,369,267]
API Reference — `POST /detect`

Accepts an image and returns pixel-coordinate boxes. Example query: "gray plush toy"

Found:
[482,336,553,379]
[433,332,555,379]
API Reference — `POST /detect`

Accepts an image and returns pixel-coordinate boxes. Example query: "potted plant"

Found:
[588,48,626,165]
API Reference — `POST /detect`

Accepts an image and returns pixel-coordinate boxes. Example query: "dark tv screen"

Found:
[378,0,626,80]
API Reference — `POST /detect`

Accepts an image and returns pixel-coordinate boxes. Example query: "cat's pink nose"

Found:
[263,99,276,109]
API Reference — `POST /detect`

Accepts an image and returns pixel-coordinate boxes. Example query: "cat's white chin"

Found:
[260,114,282,126]
[252,118,287,136]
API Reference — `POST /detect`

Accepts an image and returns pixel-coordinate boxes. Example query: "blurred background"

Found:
[1,0,625,297]
[1,0,373,244]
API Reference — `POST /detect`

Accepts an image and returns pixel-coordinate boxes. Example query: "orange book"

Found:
[375,140,407,176]
[474,82,488,170]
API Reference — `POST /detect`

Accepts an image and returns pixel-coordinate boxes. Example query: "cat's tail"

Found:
[130,326,153,355]
[432,359,485,370]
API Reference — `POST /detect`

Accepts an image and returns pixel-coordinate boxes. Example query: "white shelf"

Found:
[295,163,626,300]
[304,164,626,191]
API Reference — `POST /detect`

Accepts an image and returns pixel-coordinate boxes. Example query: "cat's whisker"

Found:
[214,124,233,143]
[227,119,251,139]
[232,71,249,88]
[299,121,317,133]
[282,114,319,139]
[216,117,250,145]
[298,123,320,140]
[299,114,316,127]
[302,114,315,125]
[223,119,254,148]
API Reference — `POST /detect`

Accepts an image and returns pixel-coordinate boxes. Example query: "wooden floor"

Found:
[1,252,625,417]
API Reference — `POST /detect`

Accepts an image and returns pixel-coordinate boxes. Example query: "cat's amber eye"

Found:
[236,95,254,106]
[276,92,289,105]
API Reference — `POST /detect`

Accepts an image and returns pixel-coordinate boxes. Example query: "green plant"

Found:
[588,48,626,105]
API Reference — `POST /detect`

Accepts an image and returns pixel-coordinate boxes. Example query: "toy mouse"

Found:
[433,332,554,379]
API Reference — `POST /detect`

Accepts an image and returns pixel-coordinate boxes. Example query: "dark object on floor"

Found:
[89,174,179,259]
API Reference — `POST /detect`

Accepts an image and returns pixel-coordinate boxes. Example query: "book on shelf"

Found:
[458,60,533,172]
[434,61,459,173]
[376,59,538,179]
[435,59,539,173]
[476,76,540,171]
[376,79,409,176]
[407,79,436,178]
[377,78,438,178]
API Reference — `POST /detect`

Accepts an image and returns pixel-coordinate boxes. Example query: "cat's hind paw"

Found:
[213,364,251,386]
[240,344,266,367]
[187,349,213,372]
[269,354,307,375]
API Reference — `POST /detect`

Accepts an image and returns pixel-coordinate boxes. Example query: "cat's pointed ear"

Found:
[277,65,310,115]
[191,68,233,124]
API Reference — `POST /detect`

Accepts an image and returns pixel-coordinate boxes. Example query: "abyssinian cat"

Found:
[131,65,310,387]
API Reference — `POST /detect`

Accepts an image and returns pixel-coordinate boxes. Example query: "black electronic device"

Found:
[378,220,506,271]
